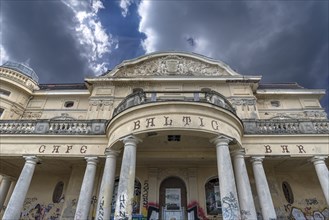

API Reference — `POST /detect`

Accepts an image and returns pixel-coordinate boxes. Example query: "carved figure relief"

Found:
[115,55,229,77]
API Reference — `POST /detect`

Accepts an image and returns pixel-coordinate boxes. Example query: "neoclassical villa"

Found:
[0,52,328,220]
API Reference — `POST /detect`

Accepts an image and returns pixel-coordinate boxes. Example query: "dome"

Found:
[1,61,39,82]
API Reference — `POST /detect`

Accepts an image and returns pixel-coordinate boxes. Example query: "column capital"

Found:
[23,155,40,164]
[310,156,328,164]
[104,148,120,157]
[121,135,142,146]
[231,149,246,158]
[85,157,98,165]
[250,156,265,164]
[210,135,232,146]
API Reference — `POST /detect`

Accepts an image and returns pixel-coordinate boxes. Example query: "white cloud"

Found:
[0,45,9,64]
[119,0,134,17]
[61,0,117,75]
[137,1,315,70]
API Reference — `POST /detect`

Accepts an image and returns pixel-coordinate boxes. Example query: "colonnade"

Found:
[1,135,328,220]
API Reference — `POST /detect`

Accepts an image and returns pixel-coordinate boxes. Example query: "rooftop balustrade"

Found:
[243,119,329,134]
[0,120,106,135]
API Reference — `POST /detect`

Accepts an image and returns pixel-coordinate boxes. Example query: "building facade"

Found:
[0,52,328,220]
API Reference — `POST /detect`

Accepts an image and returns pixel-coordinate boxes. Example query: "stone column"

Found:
[232,150,257,219]
[0,176,12,210]
[211,136,241,220]
[95,149,119,220]
[251,156,276,220]
[311,156,329,206]
[3,156,39,220]
[74,157,98,220]
[114,135,141,220]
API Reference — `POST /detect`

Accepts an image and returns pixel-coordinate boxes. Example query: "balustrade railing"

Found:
[243,119,329,134]
[0,120,106,135]
[113,89,236,116]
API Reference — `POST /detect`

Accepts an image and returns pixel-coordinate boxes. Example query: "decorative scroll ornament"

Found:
[114,55,230,77]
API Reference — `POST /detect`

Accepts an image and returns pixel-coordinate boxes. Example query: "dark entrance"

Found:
[159,177,187,220]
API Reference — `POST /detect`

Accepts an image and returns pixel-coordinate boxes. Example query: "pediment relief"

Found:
[107,54,240,78]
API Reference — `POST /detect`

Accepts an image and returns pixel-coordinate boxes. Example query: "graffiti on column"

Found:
[111,178,141,219]
[142,180,149,216]
[97,196,105,220]
[119,194,126,218]
[222,192,239,220]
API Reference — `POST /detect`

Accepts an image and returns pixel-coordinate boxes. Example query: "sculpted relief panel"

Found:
[115,55,229,77]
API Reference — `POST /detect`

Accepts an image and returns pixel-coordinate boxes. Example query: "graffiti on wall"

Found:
[20,197,64,220]
[282,198,329,220]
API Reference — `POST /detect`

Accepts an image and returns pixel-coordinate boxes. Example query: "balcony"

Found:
[113,89,236,117]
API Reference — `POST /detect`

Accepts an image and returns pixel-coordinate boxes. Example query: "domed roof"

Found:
[1,61,39,82]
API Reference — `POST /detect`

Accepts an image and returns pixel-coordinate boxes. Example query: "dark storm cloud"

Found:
[138,1,328,112]
[1,1,90,83]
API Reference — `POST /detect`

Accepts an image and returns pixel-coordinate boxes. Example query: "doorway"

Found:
[159,177,187,220]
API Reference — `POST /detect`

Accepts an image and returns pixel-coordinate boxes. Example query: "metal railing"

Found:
[113,89,236,117]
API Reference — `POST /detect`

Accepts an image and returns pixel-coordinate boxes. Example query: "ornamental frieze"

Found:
[116,55,229,77]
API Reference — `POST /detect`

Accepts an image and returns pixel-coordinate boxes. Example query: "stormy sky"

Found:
[0,0,328,112]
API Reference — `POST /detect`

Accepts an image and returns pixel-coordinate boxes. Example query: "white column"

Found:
[3,156,39,220]
[0,176,12,210]
[75,157,98,220]
[211,136,241,220]
[95,149,119,220]
[251,156,276,220]
[232,150,257,219]
[114,135,141,220]
[311,156,329,206]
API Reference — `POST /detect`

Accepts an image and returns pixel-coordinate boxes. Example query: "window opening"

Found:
[270,100,280,107]
[0,89,11,96]
[205,177,221,215]
[64,101,74,108]
[282,181,294,204]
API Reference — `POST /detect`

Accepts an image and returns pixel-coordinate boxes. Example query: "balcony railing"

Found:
[243,119,329,134]
[113,89,236,117]
[0,120,106,135]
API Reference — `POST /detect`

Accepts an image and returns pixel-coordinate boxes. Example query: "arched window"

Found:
[205,177,221,215]
[111,178,141,218]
